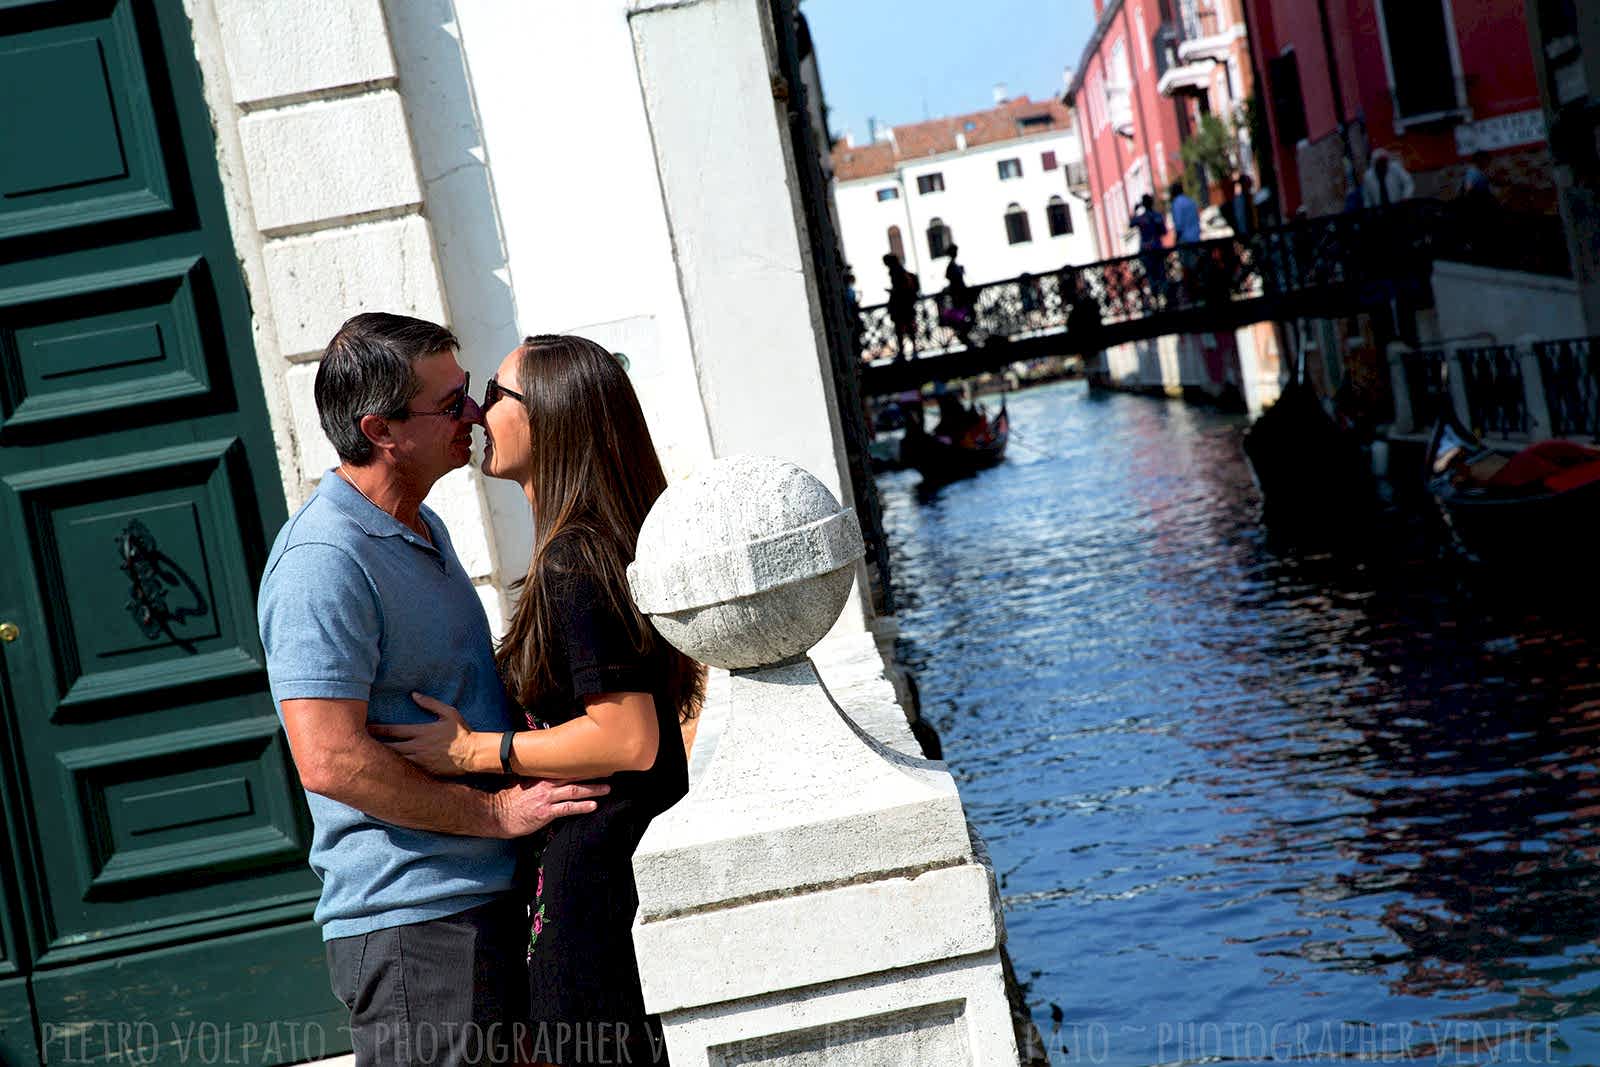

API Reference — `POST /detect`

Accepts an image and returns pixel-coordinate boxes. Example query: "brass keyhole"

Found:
[0,622,17,643]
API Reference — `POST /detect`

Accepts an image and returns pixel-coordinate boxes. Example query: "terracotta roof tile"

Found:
[830,96,1073,182]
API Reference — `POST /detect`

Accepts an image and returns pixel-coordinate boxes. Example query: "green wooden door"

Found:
[0,2,344,1062]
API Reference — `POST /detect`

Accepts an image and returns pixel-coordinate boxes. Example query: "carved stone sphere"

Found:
[627,456,864,670]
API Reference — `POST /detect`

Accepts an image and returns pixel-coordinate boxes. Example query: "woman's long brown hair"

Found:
[496,335,702,722]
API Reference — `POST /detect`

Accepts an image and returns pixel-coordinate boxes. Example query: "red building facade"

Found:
[1067,0,1192,257]
[1245,0,1553,217]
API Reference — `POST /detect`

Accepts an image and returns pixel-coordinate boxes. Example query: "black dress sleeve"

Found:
[550,569,655,699]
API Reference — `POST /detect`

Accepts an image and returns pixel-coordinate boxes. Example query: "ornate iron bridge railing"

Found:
[854,200,1571,379]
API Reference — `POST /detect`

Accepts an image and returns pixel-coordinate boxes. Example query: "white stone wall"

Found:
[1431,261,1586,342]
[447,0,712,487]
[185,0,508,624]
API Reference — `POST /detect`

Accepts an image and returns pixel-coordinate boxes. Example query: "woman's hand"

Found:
[369,693,493,776]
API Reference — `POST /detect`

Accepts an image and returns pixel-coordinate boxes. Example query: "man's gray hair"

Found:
[315,313,460,465]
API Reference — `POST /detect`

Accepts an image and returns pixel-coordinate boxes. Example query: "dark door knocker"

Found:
[118,520,171,639]
[116,519,211,647]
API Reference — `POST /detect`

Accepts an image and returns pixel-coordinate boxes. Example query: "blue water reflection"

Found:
[877,381,1600,1067]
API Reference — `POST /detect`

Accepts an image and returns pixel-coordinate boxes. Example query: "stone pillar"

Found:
[1444,343,1474,431]
[1516,333,1553,440]
[627,0,872,634]
[1386,341,1415,435]
[626,457,1019,1065]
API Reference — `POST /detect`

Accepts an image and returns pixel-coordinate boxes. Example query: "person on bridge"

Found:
[884,253,920,361]
[1169,181,1202,245]
[941,244,978,345]
[1362,148,1415,208]
[1224,174,1257,236]
[1131,195,1168,310]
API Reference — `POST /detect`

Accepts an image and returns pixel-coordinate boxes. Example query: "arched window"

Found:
[887,225,906,263]
[1046,195,1073,237]
[927,217,953,258]
[1004,204,1032,245]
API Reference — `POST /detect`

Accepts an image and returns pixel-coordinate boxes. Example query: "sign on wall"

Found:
[1454,109,1549,155]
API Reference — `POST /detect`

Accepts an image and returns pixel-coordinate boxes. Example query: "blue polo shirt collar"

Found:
[319,469,442,555]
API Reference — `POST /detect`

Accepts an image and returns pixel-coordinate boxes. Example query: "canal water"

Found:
[876,380,1600,1067]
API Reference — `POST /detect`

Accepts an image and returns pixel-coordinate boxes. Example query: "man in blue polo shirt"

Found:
[258,313,607,1067]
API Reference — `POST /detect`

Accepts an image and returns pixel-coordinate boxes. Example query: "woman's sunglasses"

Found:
[483,375,527,409]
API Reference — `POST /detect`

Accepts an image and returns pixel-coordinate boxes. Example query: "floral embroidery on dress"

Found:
[524,712,553,960]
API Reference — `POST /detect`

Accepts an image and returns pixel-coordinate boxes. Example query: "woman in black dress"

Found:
[375,334,702,1066]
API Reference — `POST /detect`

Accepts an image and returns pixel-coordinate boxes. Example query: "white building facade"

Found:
[833,100,1100,307]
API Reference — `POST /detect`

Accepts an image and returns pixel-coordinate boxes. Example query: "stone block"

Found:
[216,0,395,107]
[261,216,447,359]
[474,582,507,641]
[285,362,338,481]
[657,953,1018,1066]
[632,661,972,919]
[424,466,495,580]
[239,92,422,233]
[633,862,1002,1013]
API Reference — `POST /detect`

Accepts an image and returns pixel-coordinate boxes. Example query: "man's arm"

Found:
[281,697,605,838]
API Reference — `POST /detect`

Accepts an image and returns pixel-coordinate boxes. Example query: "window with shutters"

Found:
[887,225,905,262]
[1047,196,1073,236]
[1267,49,1309,146]
[1375,0,1466,123]
[1005,204,1032,245]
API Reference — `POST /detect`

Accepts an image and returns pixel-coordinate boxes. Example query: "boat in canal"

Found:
[1426,412,1600,571]
[1241,376,1372,534]
[900,395,1009,481]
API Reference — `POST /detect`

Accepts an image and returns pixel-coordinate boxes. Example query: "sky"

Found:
[801,0,1094,145]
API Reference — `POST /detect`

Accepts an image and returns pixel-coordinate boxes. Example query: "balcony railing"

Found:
[1457,344,1531,439]
[1536,337,1600,439]
[1390,337,1600,443]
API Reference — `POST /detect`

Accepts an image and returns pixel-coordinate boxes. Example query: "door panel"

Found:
[0,2,341,1061]
[30,923,344,1065]
[4,438,267,718]
[0,978,37,1067]
[0,0,173,241]
[0,257,215,432]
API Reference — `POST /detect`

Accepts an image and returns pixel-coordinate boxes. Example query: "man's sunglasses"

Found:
[483,375,527,409]
[405,373,471,420]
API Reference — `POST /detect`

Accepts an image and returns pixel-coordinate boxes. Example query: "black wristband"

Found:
[499,731,515,775]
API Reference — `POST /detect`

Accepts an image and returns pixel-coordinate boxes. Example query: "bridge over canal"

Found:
[854,201,1569,397]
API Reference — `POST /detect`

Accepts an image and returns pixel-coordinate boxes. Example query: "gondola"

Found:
[1241,376,1372,534]
[1425,412,1600,572]
[900,398,1009,481]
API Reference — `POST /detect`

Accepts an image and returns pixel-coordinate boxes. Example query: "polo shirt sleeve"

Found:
[259,542,383,703]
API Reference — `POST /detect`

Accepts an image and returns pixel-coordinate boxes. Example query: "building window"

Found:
[917,172,945,195]
[1267,50,1309,146]
[1047,196,1073,236]
[1004,204,1032,245]
[876,186,900,202]
[927,217,953,258]
[1376,0,1463,120]
[998,158,1023,180]
[1042,150,1059,171]
[887,225,905,263]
